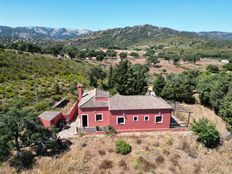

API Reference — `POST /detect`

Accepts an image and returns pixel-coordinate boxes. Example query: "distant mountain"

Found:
[0,24,232,47]
[73,25,197,48]
[73,25,232,48]
[0,26,91,41]
[198,31,232,40]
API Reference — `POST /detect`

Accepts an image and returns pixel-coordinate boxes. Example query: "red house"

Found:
[77,84,173,132]
[38,111,64,128]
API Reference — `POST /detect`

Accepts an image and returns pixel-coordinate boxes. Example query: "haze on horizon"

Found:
[0,0,231,32]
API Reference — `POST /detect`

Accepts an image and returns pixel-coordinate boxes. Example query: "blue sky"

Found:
[0,0,231,32]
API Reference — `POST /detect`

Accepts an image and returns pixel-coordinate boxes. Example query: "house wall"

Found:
[79,107,109,127]
[51,113,64,125]
[39,113,64,128]
[63,101,78,122]
[109,109,172,131]
[39,118,51,128]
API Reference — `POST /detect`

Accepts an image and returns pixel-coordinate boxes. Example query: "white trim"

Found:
[133,115,139,122]
[144,115,150,122]
[117,116,125,125]
[95,113,103,122]
[81,114,89,127]
[154,115,163,124]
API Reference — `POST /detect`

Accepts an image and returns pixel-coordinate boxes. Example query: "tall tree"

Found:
[87,65,106,87]
[107,64,114,89]
[114,59,130,94]
[126,64,148,95]
[153,74,166,96]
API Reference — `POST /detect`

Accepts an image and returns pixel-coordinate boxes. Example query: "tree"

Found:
[146,55,159,67]
[0,105,62,160]
[144,48,159,67]
[126,64,148,95]
[172,55,180,65]
[65,46,78,59]
[130,52,139,58]
[119,52,128,59]
[153,74,165,96]
[191,118,220,148]
[52,82,60,94]
[107,64,114,89]
[87,65,106,87]
[96,50,106,61]
[106,49,117,58]
[219,87,232,131]
[47,44,63,57]
[206,64,219,73]
[114,59,130,94]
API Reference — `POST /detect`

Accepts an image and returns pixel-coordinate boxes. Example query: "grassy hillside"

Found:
[72,25,232,51]
[1,130,231,174]
[0,49,91,112]
[73,25,202,49]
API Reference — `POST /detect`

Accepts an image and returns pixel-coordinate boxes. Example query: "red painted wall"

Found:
[78,107,172,131]
[109,109,172,131]
[63,101,79,122]
[39,113,64,128]
[79,107,109,127]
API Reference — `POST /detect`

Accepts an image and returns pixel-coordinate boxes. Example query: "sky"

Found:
[0,0,231,32]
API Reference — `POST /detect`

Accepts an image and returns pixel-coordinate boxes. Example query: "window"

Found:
[144,115,149,121]
[155,115,163,123]
[117,116,125,125]
[95,114,103,121]
[133,116,138,122]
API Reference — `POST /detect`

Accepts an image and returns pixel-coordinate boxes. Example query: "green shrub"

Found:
[105,126,117,136]
[130,52,139,58]
[33,101,48,111]
[191,118,220,148]
[115,139,131,155]
[223,63,232,71]
[206,64,219,73]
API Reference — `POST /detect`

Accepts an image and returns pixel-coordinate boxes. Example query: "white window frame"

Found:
[133,115,139,122]
[144,115,150,122]
[117,116,125,125]
[154,115,163,124]
[95,113,103,122]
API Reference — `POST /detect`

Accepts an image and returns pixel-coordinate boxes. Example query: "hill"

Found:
[0,26,91,41]
[0,49,91,112]
[73,24,232,48]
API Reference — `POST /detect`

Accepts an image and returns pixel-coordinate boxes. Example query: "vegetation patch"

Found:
[115,139,132,155]
[191,118,220,148]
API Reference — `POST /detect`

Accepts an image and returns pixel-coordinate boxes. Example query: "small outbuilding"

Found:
[38,111,64,128]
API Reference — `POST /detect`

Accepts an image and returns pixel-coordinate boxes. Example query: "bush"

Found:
[130,52,139,58]
[206,64,219,73]
[156,154,165,164]
[115,139,132,155]
[99,160,113,169]
[191,118,220,148]
[105,126,117,136]
[33,101,48,111]
[98,150,106,156]
[223,63,232,71]
[135,156,156,172]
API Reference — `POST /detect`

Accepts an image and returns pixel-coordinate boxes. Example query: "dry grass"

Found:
[180,103,229,135]
[0,131,231,174]
[0,104,231,174]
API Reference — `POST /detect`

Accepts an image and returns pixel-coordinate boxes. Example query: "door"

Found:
[82,115,88,127]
